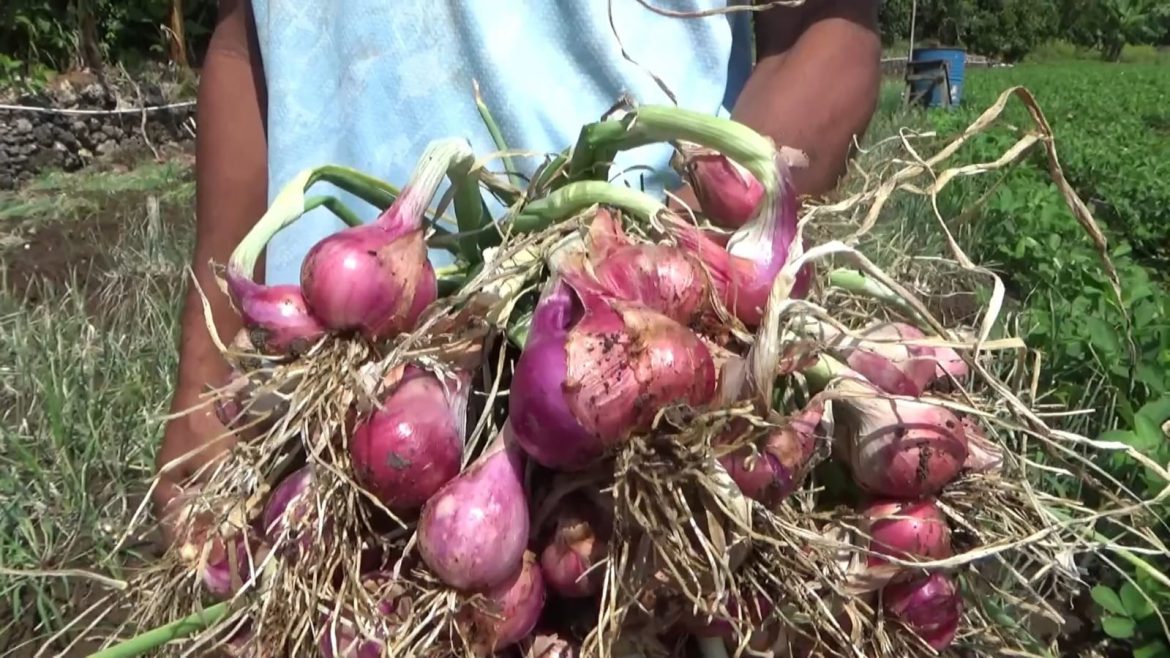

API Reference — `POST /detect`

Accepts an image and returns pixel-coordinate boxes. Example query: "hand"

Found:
[153,383,243,551]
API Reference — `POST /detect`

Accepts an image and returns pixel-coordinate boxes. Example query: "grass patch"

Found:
[0,158,193,652]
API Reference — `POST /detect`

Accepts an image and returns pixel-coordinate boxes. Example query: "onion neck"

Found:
[227,164,402,280]
[726,153,797,268]
[800,353,855,391]
[376,137,475,236]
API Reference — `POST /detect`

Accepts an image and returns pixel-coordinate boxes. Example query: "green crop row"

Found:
[917,61,1170,657]
[919,62,1170,424]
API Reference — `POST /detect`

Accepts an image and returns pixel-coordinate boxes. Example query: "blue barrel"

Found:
[909,47,967,108]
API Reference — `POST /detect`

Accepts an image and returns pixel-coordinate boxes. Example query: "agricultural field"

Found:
[1,60,1168,657]
[915,61,1170,436]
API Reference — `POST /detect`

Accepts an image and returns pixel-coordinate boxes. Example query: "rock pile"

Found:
[0,74,196,189]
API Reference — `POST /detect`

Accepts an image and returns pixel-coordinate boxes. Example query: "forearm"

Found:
[154,0,267,528]
[175,13,268,398]
[731,2,881,198]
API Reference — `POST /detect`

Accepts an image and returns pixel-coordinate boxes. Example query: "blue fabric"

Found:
[249,0,755,285]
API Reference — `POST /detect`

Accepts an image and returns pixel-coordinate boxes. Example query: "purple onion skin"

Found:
[474,551,547,652]
[508,281,601,470]
[417,429,530,590]
[262,465,329,559]
[300,223,435,341]
[202,533,260,599]
[226,269,327,355]
[883,572,962,651]
[349,366,463,513]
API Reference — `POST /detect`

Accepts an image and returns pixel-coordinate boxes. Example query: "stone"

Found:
[14,117,33,133]
[71,120,87,133]
[78,148,93,159]
[33,123,54,144]
[96,140,118,155]
[80,83,106,104]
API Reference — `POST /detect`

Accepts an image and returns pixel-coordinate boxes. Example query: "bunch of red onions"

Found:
[169,104,1016,658]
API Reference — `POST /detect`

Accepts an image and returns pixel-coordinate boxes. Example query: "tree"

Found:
[1062,0,1170,60]
[879,0,1058,62]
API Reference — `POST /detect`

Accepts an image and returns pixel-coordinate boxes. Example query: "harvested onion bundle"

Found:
[83,94,1156,658]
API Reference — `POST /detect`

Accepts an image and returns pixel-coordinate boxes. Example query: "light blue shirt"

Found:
[249,0,754,285]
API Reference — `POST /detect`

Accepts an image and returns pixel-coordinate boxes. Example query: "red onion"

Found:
[861,499,952,572]
[681,147,765,229]
[667,151,809,327]
[801,321,973,396]
[833,377,968,498]
[557,211,708,325]
[201,532,264,599]
[473,551,547,653]
[509,278,717,470]
[349,366,466,513]
[521,630,580,658]
[539,496,609,598]
[719,400,823,507]
[297,140,469,339]
[300,223,436,340]
[960,415,1004,474]
[883,572,962,651]
[224,274,328,356]
[262,465,329,559]
[418,428,529,590]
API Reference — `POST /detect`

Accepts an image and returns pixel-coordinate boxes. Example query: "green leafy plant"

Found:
[1092,580,1170,657]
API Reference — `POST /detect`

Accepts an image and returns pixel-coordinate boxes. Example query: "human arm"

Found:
[671,0,881,207]
[152,0,269,547]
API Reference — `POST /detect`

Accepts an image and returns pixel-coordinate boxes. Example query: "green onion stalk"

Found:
[84,601,230,658]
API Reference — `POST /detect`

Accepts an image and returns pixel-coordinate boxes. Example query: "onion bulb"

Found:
[418,427,529,590]
[509,278,717,471]
[472,551,547,653]
[224,274,327,356]
[667,151,809,327]
[539,495,610,598]
[831,376,968,498]
[261,465,329,559]
[349,366,467,513]
[718,400,824,507]
[883,572,962,651]
[861,499,952,576]
[300,140,471,340]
